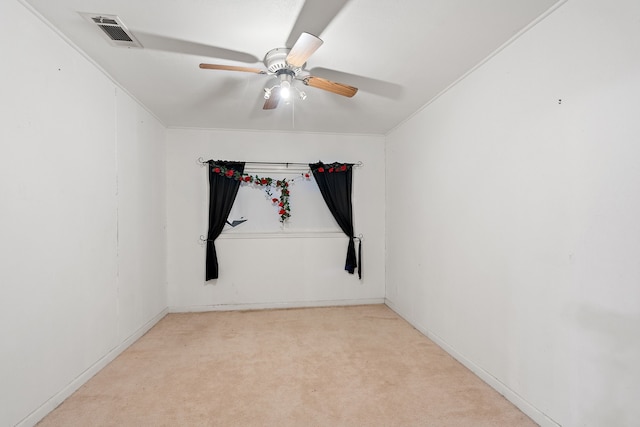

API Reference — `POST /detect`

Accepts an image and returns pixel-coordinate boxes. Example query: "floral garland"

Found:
[210,161,353,223]
[314,164,349,173]
[210,163,310,222]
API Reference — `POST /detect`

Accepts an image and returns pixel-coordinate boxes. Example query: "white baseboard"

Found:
[169,298,385,313]
[17,308,168,427]
[384,299,560,427]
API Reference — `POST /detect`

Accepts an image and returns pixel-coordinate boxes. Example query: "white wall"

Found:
[0,2,167,426]
[167,129,385,310]
[116,91,167,340]
[385,0,640,426]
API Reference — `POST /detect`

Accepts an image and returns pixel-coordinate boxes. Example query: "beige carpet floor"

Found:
[38,304,536,426]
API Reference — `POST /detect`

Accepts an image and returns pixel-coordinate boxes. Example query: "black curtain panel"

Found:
[310,162,361,279]
[206,160,245,280]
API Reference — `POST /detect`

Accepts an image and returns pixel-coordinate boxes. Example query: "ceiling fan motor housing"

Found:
[264,48,303,75]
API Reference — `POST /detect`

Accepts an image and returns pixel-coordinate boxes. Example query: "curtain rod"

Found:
[197,157,363,168]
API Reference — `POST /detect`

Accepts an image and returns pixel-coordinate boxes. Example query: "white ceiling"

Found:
[23,0,561,135]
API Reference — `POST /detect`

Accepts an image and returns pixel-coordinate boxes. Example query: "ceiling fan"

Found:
[199,31,358,110]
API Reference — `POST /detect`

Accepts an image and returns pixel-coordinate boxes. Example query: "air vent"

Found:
[79,13,142,48]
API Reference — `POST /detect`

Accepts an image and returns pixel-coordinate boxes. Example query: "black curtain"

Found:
[310,162,361,279]
[206,160,245,280]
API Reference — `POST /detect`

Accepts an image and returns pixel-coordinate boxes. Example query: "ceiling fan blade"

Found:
[285,0,351,48]
[135,32,260,63]
[303,76,358,97]
[263,87,281,110]
[309,67,404,99]
[286,32,323,68]
[199,63,265,74]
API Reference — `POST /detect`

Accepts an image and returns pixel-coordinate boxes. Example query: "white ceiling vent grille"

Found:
[79,13,142,48]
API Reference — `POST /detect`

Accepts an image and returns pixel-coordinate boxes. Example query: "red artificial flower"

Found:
[226,169,234,177]
[318,167,324,173]
[279,209,286,215]
[271,198,278,203]
[340,164,347,171]
[279,202,284,207]
[304,173,310,178]
[329,167,334,173]
[244,176,251,182]
[213,167,220,173]
[260,178,267,185]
